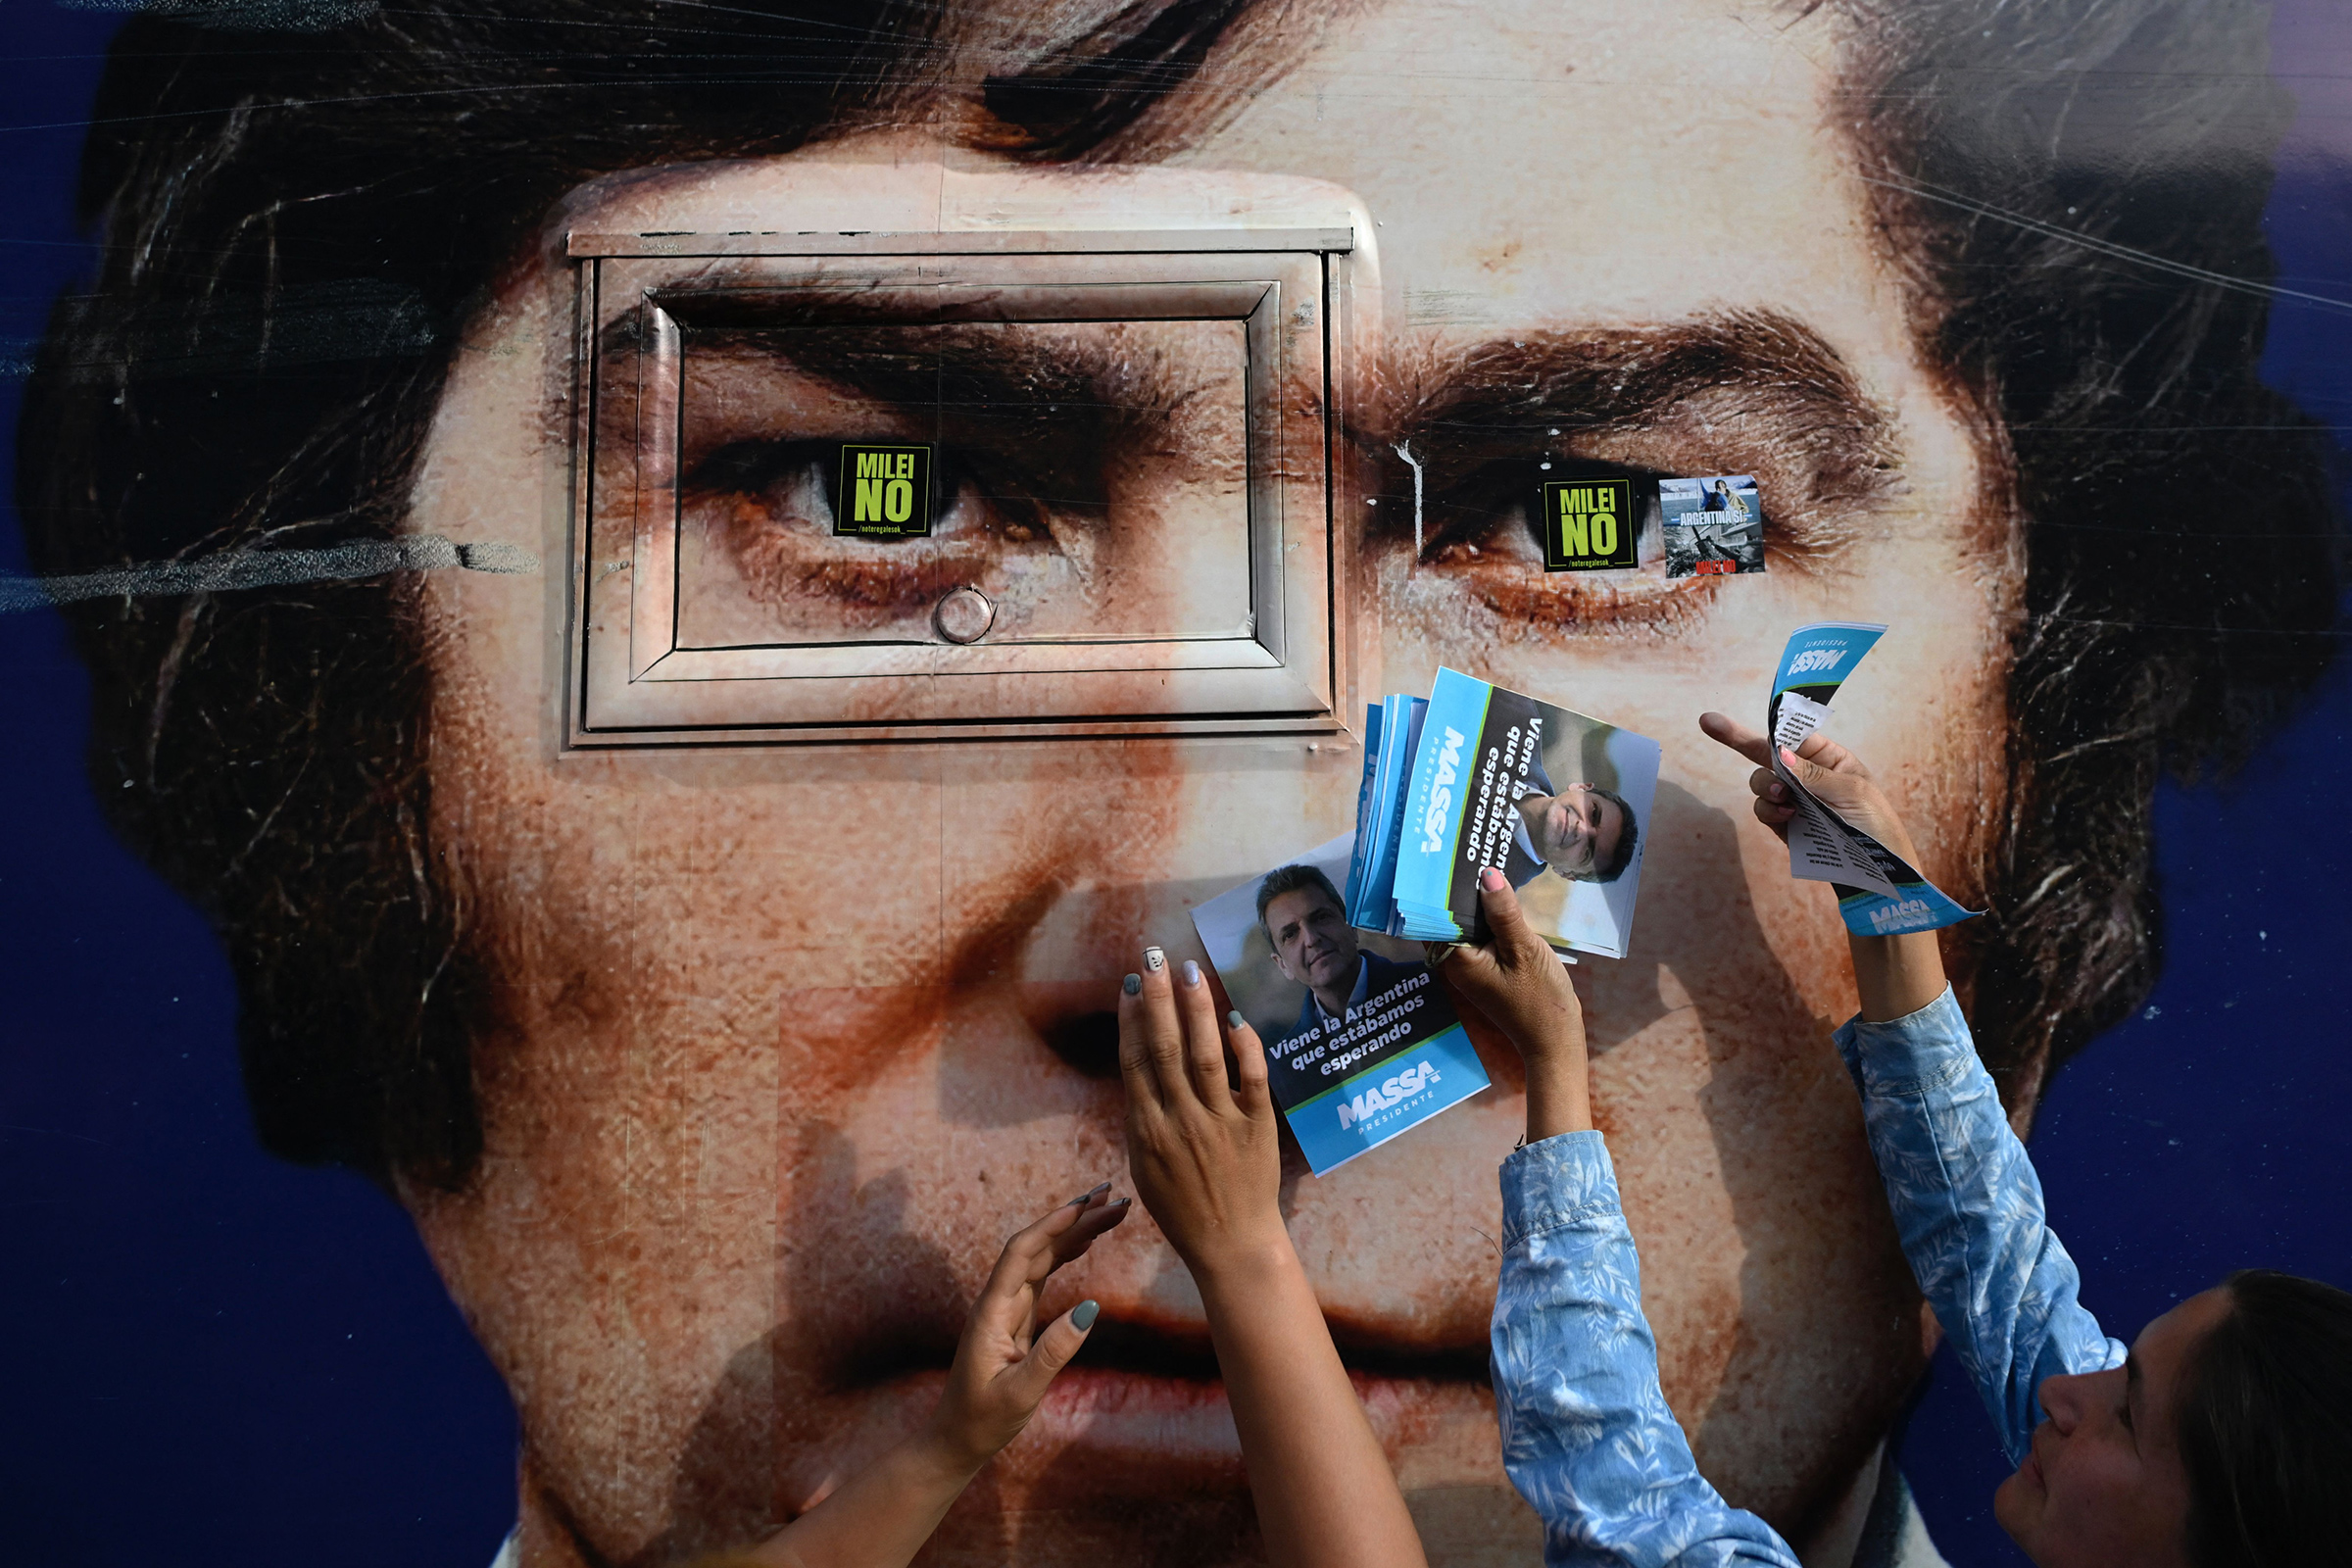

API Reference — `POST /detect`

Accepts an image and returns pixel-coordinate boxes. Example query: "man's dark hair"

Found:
[1256,863,1346,934]
[16,0,2339,1188]
[2176,1270,2352,1568]
[1834,0,2344,1111]
[1565,787,1639,885]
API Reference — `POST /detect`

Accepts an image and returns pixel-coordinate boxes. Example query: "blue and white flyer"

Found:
[1193,833,1488,1175]
[1768,623,1981,935]
[1387,668,1661,958]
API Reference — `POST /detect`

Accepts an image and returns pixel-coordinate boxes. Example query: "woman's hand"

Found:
[734,1193,1130,1568]
[1697,710,1946,1022]
[1697,710,1922,864]
[1430,870,1592,1142]
[1117,949,1286,1279]
[1115,948,1431,1568]
[926,1189,1130,1469]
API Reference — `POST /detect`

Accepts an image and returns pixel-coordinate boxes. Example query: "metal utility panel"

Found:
[565,220,1372,748]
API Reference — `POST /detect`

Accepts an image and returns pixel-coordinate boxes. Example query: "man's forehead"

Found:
[1171,0,1934,408]
[1267,886,1341,920]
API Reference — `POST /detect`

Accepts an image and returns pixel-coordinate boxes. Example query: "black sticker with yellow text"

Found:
[1539,477,1636,571]
[833,444,934,537]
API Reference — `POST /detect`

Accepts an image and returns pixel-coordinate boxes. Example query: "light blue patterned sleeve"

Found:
[1833,987,2127,1463]
[1492,1132,1801,1567]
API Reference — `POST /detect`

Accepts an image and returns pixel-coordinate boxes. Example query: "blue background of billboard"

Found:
[2,7,2346,1564]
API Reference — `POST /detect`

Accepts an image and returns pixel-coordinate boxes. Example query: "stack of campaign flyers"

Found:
[1191,671,1660,1173]
[1348,670,1662,961]
[1192,835,1489,1175]
[1767,623,1981,935]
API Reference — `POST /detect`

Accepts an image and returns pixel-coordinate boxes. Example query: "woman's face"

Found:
[1992,1289,2225,1568]
[402,1,2021,1562]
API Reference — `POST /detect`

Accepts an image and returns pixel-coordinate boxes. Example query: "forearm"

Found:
[1494,1136,1797,1567]
[1195,1239,1427,1568]
[1846,929,1944,1022]
[743,1430,980,1568]
[1833,992,2123,1458]
[1522,1052,1592,1144]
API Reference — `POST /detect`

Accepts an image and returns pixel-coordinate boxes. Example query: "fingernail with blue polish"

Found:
[1228,1009,1246,1031]
[1143,947,1166,973]
[1181,959,1201,987]
[1071,1300,1101,1331]
[1123,973,1141,996]
[1067,1180,1110,1207]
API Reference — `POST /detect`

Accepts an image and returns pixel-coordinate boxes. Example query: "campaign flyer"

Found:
[1767,622,1981,935]
[1389,669,1661,959]
[1343,694,1428,936]
[1193,833,1489,1175]
[1660,473,1765,577]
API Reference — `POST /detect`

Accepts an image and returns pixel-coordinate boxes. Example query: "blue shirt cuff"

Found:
[1830,983,1976,1097]
[1497,1129,1619,1250]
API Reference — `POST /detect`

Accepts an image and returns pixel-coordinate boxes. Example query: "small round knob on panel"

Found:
[934,585,996,644]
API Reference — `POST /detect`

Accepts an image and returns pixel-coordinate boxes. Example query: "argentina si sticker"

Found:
[1540,477,1637,571]
[833,443,933,537]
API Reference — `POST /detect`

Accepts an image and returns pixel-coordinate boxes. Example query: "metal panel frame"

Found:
[565,237,1357,748]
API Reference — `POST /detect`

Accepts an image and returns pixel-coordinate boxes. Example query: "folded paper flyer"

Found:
[1768,622,1981,935]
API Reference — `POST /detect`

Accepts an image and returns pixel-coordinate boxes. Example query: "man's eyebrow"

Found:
[608,287,1200,437]
[1367,309,1902,516]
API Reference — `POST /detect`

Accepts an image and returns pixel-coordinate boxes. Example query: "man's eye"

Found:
[674,437,1086,644]
[1409,458,1559,565]
[683,438,1017,539]
[1367,453,1724,634]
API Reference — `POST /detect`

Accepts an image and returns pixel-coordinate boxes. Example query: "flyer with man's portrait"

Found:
[1388,670,1664,960]
[1193,834,1489,1174]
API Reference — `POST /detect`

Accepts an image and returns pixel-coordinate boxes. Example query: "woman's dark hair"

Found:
[16,0,2341,1188]
[2178,1270,2352,1568]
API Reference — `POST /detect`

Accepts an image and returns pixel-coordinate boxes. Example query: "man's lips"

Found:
[836,1312,1489,1482]
[845,1309,1487,1394]
[880,1320,1496,1495]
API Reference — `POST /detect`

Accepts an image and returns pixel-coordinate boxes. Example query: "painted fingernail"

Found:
[1072,1299,1101,1331]
[1228,1009,1246,1031]
[1067,1180,1110,1207]
[1181,959,1201,987]
[1123,973,1141,996]
[1144,947,1166,972]
[1481,867,1506,892]
[1108,1196,1132,1207]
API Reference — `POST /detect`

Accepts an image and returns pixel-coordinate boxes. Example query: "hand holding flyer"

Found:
[1192,836,1490,1175]
[1766,623,1981,936]
[1349,669,1662,959]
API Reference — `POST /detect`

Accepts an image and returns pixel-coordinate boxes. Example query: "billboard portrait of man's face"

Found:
[14,1,2342,1565]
